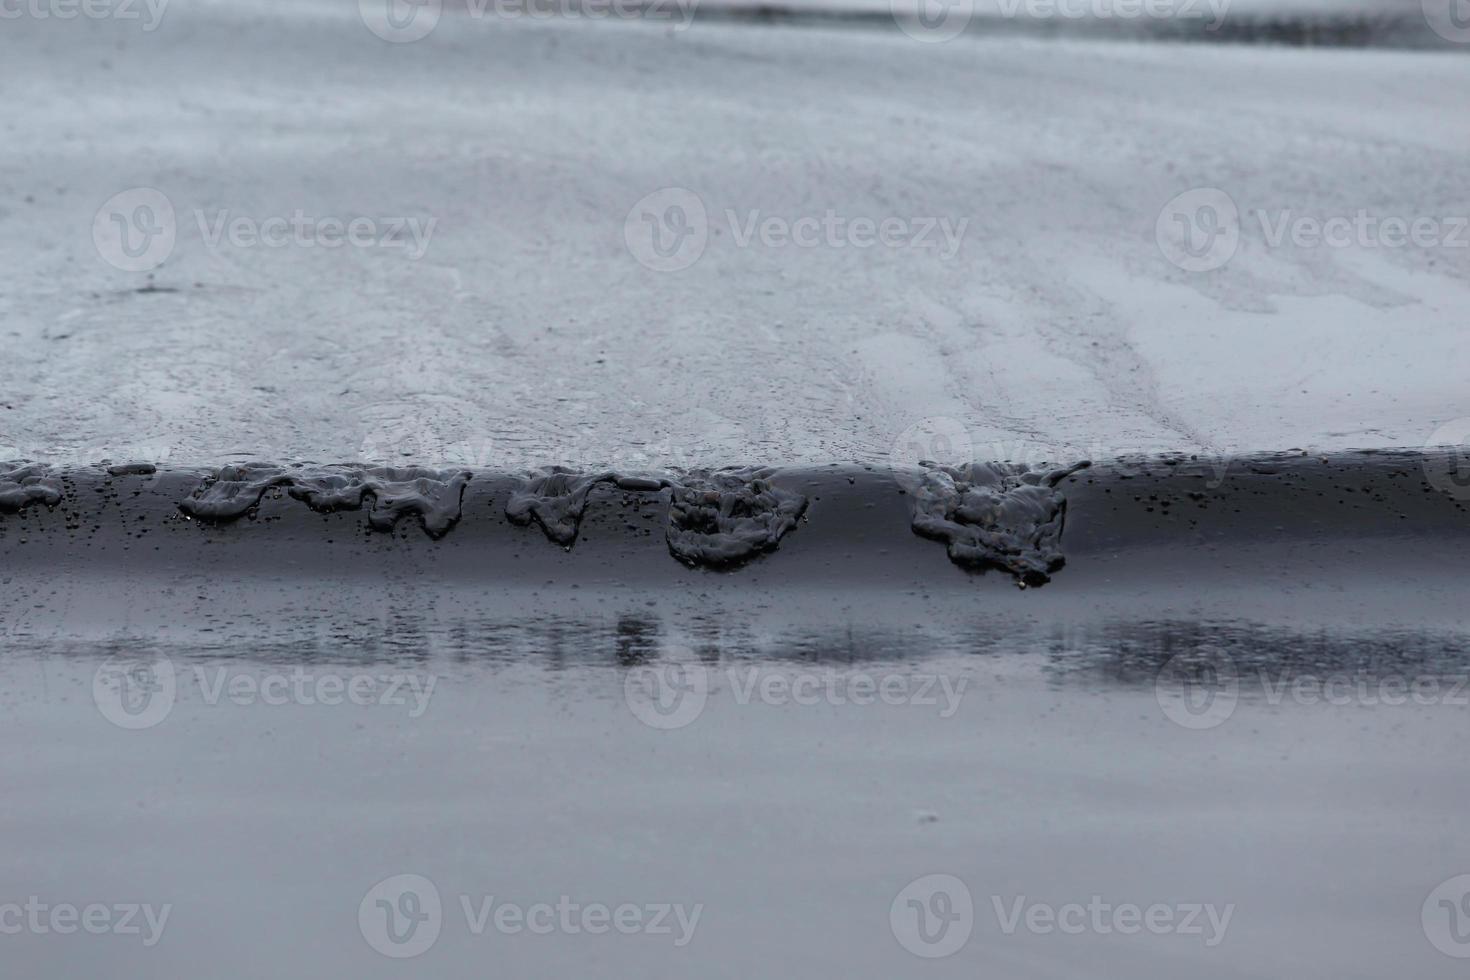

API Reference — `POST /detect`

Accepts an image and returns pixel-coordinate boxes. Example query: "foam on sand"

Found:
[178,464,472,539]
[909,460,1091,586]
[507,466,808,568]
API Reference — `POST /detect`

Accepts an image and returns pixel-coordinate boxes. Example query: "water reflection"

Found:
[6,615,1469,694]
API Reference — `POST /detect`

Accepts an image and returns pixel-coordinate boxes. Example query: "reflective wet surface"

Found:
[4,619,1469,978]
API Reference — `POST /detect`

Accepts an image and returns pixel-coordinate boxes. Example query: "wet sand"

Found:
[3,1,1469,466]
[3,451,1467,630]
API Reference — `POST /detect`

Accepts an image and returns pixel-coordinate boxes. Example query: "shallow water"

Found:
[4,636,1469,979]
